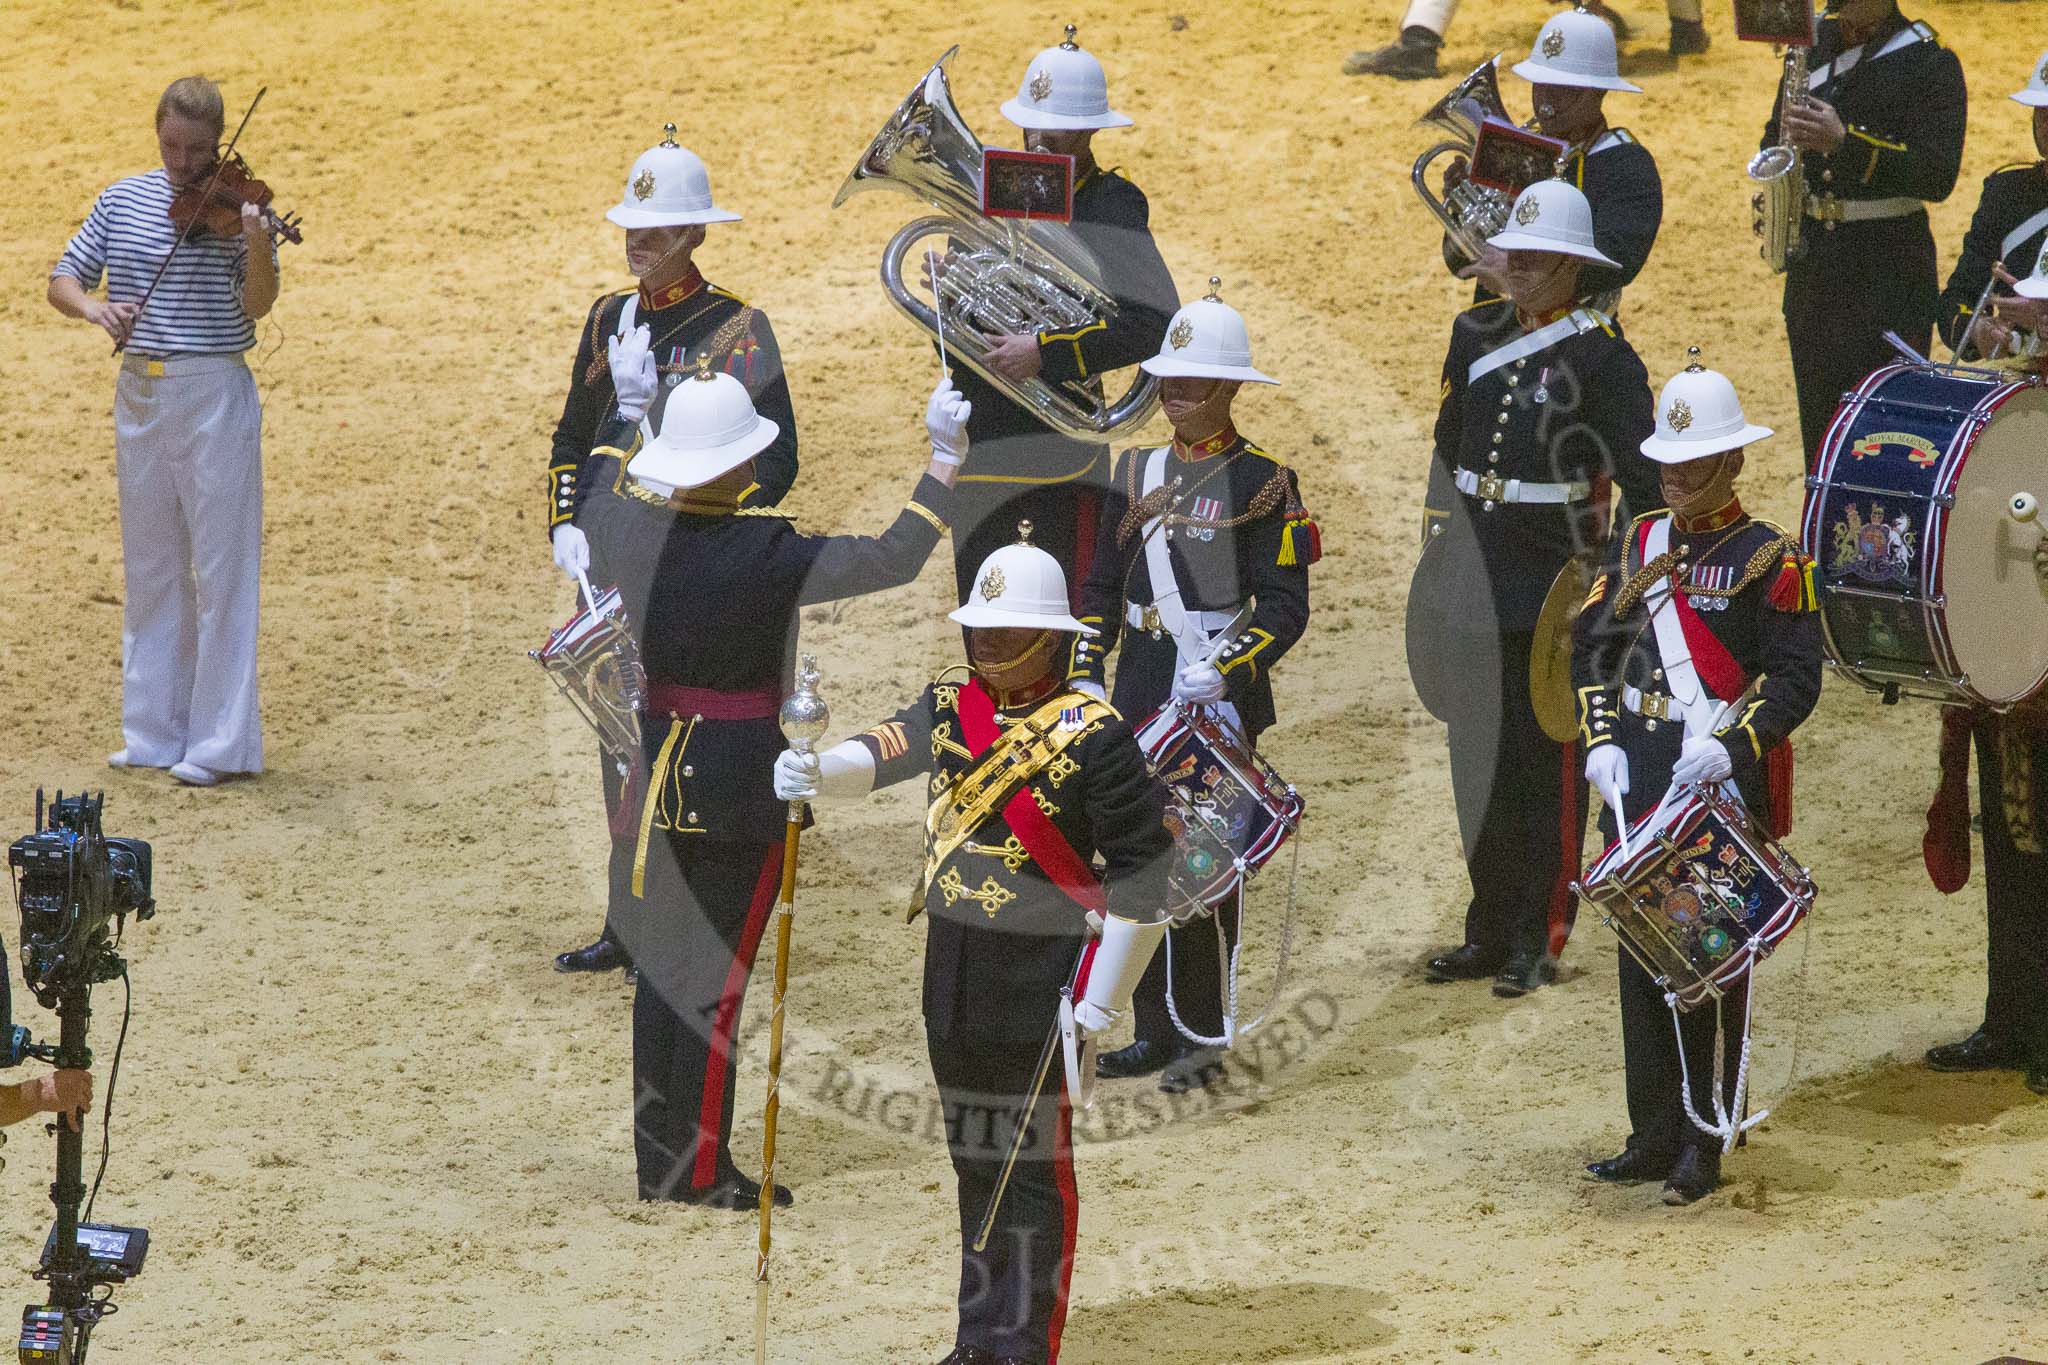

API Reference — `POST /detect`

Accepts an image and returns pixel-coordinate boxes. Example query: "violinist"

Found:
[48,76,286,787]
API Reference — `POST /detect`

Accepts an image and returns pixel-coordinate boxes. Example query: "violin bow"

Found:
[116,85,267,356]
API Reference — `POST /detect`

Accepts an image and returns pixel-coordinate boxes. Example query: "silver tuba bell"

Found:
[1412,56,1518,262]
[831,47,1159,441]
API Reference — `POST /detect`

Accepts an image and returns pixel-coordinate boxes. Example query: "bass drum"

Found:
[1405,456,1456,721]
[1802,363,2048,708]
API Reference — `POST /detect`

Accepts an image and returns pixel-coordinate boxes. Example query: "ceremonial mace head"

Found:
[780,655,831,756]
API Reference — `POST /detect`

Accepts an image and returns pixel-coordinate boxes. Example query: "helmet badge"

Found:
[1542,26,1566,58]
[1668,399,1694,434]
[979,566,1007,601]
[1029,68,1053,102]
[632,169,656,201]
[1169,317,1195,350]
[1515,196,1541,226]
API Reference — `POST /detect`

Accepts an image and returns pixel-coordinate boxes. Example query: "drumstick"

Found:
[927,249,951,380]
[1601,778,1633,861]
[576,568,601,617]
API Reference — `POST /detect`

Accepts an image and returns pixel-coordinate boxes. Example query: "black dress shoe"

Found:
[1342,28,1441,80]
[1925,1027,2022,1072]
[1491,951,1556,998]
[1424,943,1504,983]
[660,1167,793,1211]
[1661,1147,1720,1205]
[932,1348,996,1365]
[1586,1145,1676,1183]
[1095,1037,1184,1079]
[554,939,623,974]
[1159,1045,1227,1095]
[1669,17,1709,55]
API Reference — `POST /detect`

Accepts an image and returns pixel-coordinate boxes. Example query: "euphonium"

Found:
[1747,44,1810,273]
[832,48,1159,441]
[1411,57,1517,262]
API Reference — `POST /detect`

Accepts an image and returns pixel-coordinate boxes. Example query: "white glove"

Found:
[1584,744,1630,795]
[925,379,972,465]
[772,739,875,802]
[1071,679,1106,703]
[607,323,658,421]
[1672,735,1734,786]
[550,524,589,579]
[1172,661,1227,705]
[1074,914,1169,1040]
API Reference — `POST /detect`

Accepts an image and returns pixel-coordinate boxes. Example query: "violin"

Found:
[169,151,303,245]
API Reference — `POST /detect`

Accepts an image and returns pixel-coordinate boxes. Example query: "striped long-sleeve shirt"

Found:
[52,169,273,355]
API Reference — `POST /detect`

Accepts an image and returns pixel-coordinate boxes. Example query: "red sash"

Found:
[1640,519,1796,837]
[956,679,1108,916]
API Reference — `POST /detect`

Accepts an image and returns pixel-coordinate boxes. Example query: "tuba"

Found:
[1412,57,1517,262]
[1747,44,1810,273]
[831,48,1159,441]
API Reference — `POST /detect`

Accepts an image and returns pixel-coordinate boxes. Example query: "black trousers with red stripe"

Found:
[926,1027,1077,1365]
[622,839,781,1199]
[1442,628,1585,961]
[594,750,636,959]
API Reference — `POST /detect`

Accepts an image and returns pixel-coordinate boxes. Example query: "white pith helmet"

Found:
[626,362,779,492]
[1512,7,1642,94]
[1639,349,1773,463]
[1140,278,1278,386]
[1001,23,1133,130]
[948,522,1098,634]
[605,124,742,229]
[1485,177,1621,267]
[2015,248,2048,299]
[2013,50,2048,107]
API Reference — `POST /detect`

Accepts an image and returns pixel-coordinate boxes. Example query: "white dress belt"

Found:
[1127,602,1241,635]
[1453,467,1590,505]
[1806,196,1922,223]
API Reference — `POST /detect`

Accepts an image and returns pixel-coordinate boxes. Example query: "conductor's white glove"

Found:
[550,524,590,579]
[1584,744,1630,795]
[607,323,658,422]
[1071,679,1107,704]
[1172,661,1227,705]
[1672,735,1734,787]
[925,379,972,466]
[1072,915,1169,1038]
[771,739,875,802]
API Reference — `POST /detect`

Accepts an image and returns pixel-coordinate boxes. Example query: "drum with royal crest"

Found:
[1802,363,2048,707]
[1135,701,1304,922]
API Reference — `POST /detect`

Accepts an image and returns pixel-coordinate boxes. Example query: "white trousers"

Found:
[1400,0,1702,36]
[113,356,264,773]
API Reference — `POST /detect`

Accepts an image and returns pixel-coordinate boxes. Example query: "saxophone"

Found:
[1747,44,1810,274]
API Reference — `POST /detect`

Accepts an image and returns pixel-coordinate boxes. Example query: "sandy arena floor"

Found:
[2,1,2045,1361]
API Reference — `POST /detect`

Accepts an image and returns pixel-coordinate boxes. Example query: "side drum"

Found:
[1135,702,1304,922]
[1801,362,2048,707]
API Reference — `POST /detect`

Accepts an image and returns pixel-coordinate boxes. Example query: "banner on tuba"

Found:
[1733,0,1816,46]
[831,48,1160,441]
[982,149,1075,223]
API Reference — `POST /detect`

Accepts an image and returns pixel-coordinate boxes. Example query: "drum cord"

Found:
[1668,972,1768,1154]
[1163,828,1304,1051]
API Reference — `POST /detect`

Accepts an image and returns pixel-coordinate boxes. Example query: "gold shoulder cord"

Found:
[908,691,1110,917]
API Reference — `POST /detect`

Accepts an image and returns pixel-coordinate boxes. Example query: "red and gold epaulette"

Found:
[1768,550,1818,612]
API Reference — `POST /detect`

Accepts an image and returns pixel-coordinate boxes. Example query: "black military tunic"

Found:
[1069,429,1313,1052]
[851,674,1170,1364]
[547,270,800,531]
[948,165,1178,600]
[1572,503,1823,1162]
[1762,11,1967,461]
[573,414,951,1200]
[547,271,804,964]
[1411,298,1659,964]
[1937,160,2048,356]
[1456,127,1664,310]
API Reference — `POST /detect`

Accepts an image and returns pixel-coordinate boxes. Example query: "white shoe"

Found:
[169,761,221,787]
[108,750,171,770]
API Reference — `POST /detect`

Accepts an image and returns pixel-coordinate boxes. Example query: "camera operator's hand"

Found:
[37,1071,92,1131]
